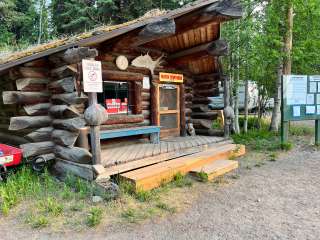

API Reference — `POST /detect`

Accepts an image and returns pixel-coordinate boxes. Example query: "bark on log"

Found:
[3,91,50,105]
[9,116,52,131]
[150,81,159,125]
[25,127,53,142]
[133,18,176,46]
[133,82,142,114]
[194,73,220,82]
[52,129,79,147]
[101,62,150,75]
[48,77,75,93]
[194,88,219,97]
[51,65,77,78]
[102,69,144,81]
[191,104,210,112]
[0,132,29,145]
[50,47,98,65]
[193,97,210,104]
[52,118,86,132]
[51,92,88,105]
[20,141,55,158]
[24,59,47,68]
[191,112,218,120]
[18,67,47,78]
[49,105,80,118]
[84,104,108,126]
[55,145,92,164]
[192,119,213,129]
[195,128,224,136]
[16,78,49,91]
[142,92,150,101]
[23,103,51,116]
[100,121,149,130]
[180,84,186,136]
[185,93,193,102]
[104,114,144,125]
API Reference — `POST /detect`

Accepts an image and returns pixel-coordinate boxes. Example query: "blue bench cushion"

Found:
[100,126,160,143]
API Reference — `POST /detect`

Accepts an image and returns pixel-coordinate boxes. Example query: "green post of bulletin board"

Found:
[281,75,320,146]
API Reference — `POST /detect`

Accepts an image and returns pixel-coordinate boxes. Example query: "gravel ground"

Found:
[2,143,320,240]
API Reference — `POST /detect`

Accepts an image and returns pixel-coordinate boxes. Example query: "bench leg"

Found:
[150,132,160,144]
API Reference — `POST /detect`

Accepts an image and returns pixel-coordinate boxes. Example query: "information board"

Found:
[282,75,320,121]
[82,59,103,93]
[159,72,184,83]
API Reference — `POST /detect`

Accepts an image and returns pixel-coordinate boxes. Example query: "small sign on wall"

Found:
[159,72,183,83]
[143,76,150,89]
[82,59,103,93]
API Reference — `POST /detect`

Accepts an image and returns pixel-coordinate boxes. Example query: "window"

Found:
[98,81,134,115]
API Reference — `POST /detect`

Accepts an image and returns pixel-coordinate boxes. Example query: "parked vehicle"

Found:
[208,81,274,111]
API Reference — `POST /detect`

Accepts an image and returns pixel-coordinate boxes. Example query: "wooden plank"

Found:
[190,159,238,181]
[100,126,160,139]
[101,145,206,176]
[120,144,245,191]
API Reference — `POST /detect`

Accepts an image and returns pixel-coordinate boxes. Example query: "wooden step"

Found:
[190,159,238,181]
[120,144,245,191]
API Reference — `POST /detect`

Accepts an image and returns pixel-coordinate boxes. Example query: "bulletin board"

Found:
[282,75,320,121]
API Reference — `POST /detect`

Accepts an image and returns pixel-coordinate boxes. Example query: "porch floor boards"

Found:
[101,136,225,168]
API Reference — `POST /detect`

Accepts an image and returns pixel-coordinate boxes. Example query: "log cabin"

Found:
[0,0,246,190]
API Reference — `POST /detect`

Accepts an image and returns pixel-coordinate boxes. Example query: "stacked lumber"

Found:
[49,48,93,165]
[2,60,54,162]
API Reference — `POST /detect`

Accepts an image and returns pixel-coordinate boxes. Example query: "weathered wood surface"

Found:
[203,0,243,18]
[192,119,213,129]
[52,129,79,147]
[20,141,55,158]
[52,117,86,132]
[55,145,92,164]
[23,103,51,116]
[193,97,211,104]
[102,69,144,81]
[150,81,159,126]
[3,91,50,105]
[9,116,52,131]
[168,40,228,64]
[54,159,94,180]
[100,121,149,130]
[18,67,47,78]
[50,47,98,65]
[142,92,150,101]
[24,59,47,68]
[133,82,142,114]
[49,105,80,118]
[133,18,176,46]
[194,88,219,97]
[191,112,218,120]
[25,127,53,142]
[195,128,224,136]
[84,104,108,126]
[191,104,210,113]
[180,84,186,136]
[51,65,77,78]
[0,132,29,145]
[104,114,144,125]
[16,78,49,91]
[48,77,75,93]
[51,92,88,105]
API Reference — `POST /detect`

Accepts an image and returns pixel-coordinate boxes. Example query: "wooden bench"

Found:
[100,126,160,144]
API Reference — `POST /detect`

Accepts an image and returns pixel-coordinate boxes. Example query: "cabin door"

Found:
[158,84,180,137]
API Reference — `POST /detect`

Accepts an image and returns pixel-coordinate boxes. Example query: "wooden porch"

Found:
[101,136,228,175]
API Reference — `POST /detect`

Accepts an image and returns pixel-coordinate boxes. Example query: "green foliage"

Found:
[196,171,208,183]
[232,129,282,152]
[172,172,192,188]
[289,125,314,136]
[155,202,176,213]
[86,207,103,227]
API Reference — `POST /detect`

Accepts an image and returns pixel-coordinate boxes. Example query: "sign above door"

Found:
[159,72,183,83]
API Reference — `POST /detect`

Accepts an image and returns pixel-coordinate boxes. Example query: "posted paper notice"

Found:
[284,75,308,105]
[310,82,317,93]
[317,105,320,115]
[307,94,315,104]
[293,106,301,117]
[306,105,316,114]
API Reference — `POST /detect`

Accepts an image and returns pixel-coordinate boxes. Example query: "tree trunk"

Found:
[244,79,249,133]
[270,62,283,131]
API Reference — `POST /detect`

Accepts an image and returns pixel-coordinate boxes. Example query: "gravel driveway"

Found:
[2,144,320,240]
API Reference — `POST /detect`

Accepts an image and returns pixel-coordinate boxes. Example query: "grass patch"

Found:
[232,129,281,152]
[156,202,176,213]
[172,172,193,188]
[26,214,49,229]
[86,207,103,227]
[196,171,208,183]
[289,125,314,136]
[38,197,63,216]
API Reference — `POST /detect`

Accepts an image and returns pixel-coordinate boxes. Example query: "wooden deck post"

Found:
[88,93,102,165]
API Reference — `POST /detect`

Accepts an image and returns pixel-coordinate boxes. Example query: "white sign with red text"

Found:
[82,59,103,93]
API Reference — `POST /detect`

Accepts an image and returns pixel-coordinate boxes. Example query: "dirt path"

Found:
[2,144,320,240]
